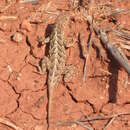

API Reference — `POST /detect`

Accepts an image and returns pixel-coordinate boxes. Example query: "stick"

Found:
[103,116,116,130]
[78,33,89,82]
[0,16,17,20]
[57,112,130,130]
[0,117,23,130]
[113,29,130,41]
[74,120,93,130]
[92,25,130,74]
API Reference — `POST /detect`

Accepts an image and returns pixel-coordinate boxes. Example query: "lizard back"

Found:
[47,14,69,88]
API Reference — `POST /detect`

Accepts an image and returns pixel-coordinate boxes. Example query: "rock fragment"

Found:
[11,32,23,43]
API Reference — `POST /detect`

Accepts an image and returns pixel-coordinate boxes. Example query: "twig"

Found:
[84,15,130,74]
[120,43,130,50]
[0,117,23,130]
[103,111,130,130]
[91,24,130,74]
[58,112,130,123]
[116,39,130,50]
[103,116,116,130]
[78,16,94,82]
[0,16,17,20]
[113,29,130,41]
[82,112,130,122]
[56,112,130,130]
[100,30,130,74]
[56,119,93,130]
[78,33,88,82]
[19,0,39,4]
[109,8,130,16]
[74,120,93,130]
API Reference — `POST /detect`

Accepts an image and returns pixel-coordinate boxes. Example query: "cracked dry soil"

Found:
[0,0,130,130]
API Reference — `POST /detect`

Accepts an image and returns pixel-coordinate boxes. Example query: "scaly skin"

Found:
[41,14,70,130]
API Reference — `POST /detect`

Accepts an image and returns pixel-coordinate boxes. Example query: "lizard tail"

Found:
[47,85,52,130]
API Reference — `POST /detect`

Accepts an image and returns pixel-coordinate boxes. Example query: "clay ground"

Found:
[0,0,130,130]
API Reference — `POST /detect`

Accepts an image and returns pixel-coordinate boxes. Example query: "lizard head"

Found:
[56,13,70,27]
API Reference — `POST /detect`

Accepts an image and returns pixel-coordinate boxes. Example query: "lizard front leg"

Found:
[38,56,50,74]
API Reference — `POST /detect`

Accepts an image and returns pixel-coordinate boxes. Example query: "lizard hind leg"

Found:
[63,65,76,83]
[64,38,76,48]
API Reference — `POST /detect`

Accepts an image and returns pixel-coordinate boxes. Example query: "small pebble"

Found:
[11,32,23,43]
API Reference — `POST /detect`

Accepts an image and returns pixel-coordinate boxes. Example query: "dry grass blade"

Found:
[78,33,89,82]
[103,112,130,130]
[116,39,130,50]
[19,0,38,4]
[78,16,94,82]
[56,113,130,130]
[74,120,93,130]
[0,16,17,20]
[56,120,93,130]
[0,117,23,130]
[113,29,130,41]
[120,43,130,50]
[82,112,130,122]
[103,116,116,130]
[110,8,130,16]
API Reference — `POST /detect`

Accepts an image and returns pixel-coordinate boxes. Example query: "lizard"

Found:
[39,13,76,130]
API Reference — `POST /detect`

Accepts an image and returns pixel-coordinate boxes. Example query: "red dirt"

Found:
[0,0,129,130]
